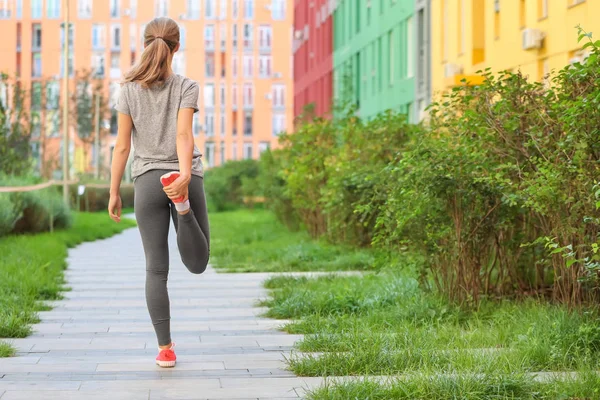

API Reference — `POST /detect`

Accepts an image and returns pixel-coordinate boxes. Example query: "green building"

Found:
[333,0,431,121]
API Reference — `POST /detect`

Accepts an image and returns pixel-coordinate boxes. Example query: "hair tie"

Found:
[155,36,164,40]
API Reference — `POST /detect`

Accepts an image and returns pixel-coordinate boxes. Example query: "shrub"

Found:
[203,159,260,212]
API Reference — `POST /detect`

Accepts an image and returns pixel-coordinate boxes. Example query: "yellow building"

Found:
[432,0,596,95]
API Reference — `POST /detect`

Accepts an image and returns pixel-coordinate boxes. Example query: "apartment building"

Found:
[0,0,293,178]
[293,0,432,122]
[293,0,333,119]
[432,0,596,94]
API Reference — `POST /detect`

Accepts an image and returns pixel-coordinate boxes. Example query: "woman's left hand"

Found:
[163,174,191,202]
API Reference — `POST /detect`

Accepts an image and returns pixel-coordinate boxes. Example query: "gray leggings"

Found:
[134,170,210,346]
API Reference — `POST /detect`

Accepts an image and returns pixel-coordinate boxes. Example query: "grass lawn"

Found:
[208,209,389,272]
[263,273,600,399]
[0,212,136,357]
[213,210,600,398]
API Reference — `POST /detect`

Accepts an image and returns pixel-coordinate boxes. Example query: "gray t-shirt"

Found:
[114,74,203,180]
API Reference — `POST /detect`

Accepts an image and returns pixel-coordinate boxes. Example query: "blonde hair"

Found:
[123,17,179,88]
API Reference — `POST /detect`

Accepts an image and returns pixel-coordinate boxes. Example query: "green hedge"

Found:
[0,176,72,237]
[204,159,260,212]
[260,31,600,307]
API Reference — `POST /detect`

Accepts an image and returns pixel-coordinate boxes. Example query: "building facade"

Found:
[0,0,293,178]
[332,0,417,120]
[293,0,333,119]
[432,0,596,94]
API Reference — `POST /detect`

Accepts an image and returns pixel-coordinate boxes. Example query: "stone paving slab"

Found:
[0,224,321,399]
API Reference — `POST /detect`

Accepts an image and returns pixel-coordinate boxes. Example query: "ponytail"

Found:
[123,17,180,88]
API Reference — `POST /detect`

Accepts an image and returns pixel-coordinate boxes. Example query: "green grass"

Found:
[0,212,135,356]
[262,273,600,398]
[208,209,386,272]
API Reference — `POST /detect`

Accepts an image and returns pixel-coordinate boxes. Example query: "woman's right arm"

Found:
[108,112,133,222]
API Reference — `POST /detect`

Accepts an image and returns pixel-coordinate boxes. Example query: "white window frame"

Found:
[220,23,227,49]
[272,113,285,136]
[205,25,215,50]
[243,142,252,159]
[232,0,239,18]
[220,113,225,136]
[243,83,253,108]
[243,55,253,78]
[205,0,216,19]
[205,142,215,166]
[272,84,285,108]
[259,25,272,50]
[110,0,120,18]
[232,55,238,77]
[205,113,215,138]
[220,83,226,108]
[271,0,285,20]
[232,142,238,160]
[187,0,200,19]
[111,24,121,50]
[259,55,272,78]
[155,0,168,17]
[204,84,215,108]
[232,24,238,49]
[232,84,238,108]
[244,0,254,19]
[47,0,60,19]
[78,0,92,18]
[220,0,227,19]
[243,23,253,50]
[31,0,42,19]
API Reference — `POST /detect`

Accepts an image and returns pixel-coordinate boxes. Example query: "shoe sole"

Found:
[156,360,176,368]
[160,172,185,203]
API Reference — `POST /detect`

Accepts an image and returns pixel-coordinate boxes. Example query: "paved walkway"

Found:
[0,224,325,400]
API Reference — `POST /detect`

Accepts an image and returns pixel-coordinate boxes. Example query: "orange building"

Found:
[0,0,293,179]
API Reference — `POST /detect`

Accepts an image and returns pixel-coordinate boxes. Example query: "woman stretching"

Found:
[108,17,210,368]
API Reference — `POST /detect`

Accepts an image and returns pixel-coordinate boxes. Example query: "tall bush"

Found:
[203,159,260,212]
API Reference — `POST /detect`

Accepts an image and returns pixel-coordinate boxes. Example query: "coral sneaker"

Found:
[160,171,190,212]
[156,343,176,368]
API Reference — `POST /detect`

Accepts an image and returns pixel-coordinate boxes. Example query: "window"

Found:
[389,30,394,84]
[243,24,253,50]
[243,55,253,77]
[406,17,413,78]
[187,0,200,19]
[78,0,92,18]
[16,0,22,18]
[205,0,216,18]
[259,25,272,51]
[244,0,254,19]
[193,114,201,136]
[180,25,186,49]
[61,23,74,49]
[243,83,253,108]
[233,0,239,18]
[259,56,272,78]
[60,52,74,78]
[32,53,41,77]
[220,23,227,50]
[30,82,42,110]
[220,0,227,19]
[129,23,136,50]
[232,55,238,77]
[205,25,215,50]
[205,142,215,167]
[172,52,186,75]
[92,53,105,77]
[538,0,548,18]
[111,24,121,50]
[220,113,225,137]
[91,24,106,50]
[272,113,285,136]
[243,112,252,136]
[46,81,59,109]
[47,0,60,18]
[109,52,119,78]
[220,83,225,108]
[519,0,526,28]
[110,0,120,18]
[232,24,238,49]
[232,142,238,159]
[205,113,215,137]
[31,0,42,18]
[205,53,215,77]
[272,84,285,108]
[32,24,42,50]
[271,0,285,20]
[204,84,215,108]
[220,141,225,164]
[243,142,252,159]
[232,84,238,108]
[155,0,168,17]
[130,0,137,18]
[258,141,269,154]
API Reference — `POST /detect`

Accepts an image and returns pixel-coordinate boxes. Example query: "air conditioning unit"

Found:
[273,72,282,79]
[494,0,500,13]
[366,0,372,8]
[294,30,303,40]
[123,8,131,16]
[444,63,463,78]
[522,28,545,50]
[569,49,591,65]
[179,14,187,20]
[265,93,273,100]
